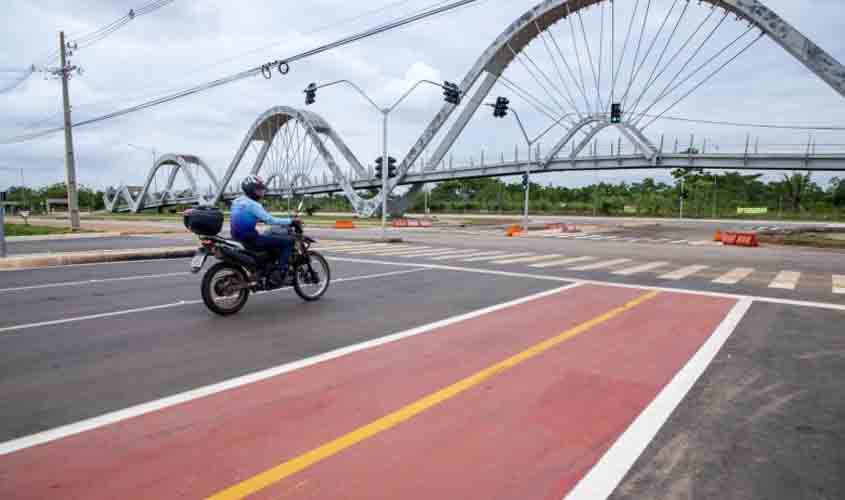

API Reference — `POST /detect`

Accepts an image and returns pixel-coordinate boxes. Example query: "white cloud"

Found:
[0,0,844,192]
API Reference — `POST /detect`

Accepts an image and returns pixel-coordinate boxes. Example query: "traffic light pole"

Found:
[306,79,457,240]
[381,109,389,240]
[509,109,574,232]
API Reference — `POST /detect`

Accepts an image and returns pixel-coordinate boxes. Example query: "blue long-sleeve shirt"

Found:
[230,195,291,240]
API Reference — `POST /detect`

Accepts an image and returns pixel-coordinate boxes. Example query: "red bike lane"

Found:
[0,284,736,499]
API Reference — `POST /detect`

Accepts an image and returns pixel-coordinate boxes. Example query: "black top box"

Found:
[184,206,223,236]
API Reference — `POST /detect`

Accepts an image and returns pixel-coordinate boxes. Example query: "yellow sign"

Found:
[737,207,768,215]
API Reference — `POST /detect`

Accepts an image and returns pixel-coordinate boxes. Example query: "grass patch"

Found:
[3,223,75,236]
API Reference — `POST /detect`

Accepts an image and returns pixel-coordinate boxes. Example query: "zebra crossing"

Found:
[314,241,843,296]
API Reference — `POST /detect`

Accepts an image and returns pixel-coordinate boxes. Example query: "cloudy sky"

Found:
[1,0,844,194]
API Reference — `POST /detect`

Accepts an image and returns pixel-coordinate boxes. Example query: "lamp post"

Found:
[489,98,574,231]
[304,79,461,240]
[128,143,158,196]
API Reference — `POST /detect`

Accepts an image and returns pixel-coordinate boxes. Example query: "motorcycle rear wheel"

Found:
[201,262,250,315]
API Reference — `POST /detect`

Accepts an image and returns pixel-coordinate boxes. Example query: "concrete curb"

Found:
[0,246,197,270]
[4,232,125,242]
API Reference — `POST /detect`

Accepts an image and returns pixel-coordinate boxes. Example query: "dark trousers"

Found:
[241,232,294,272]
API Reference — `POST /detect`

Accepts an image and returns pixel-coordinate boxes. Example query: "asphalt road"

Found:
[0,232,843,499]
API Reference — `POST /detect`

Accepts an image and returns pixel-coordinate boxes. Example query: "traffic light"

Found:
[442,81,461,105]
[493,96,509,118]
[387,156,398,178]
[610,102,622,123]
[521,173,529,190]
[374,157,383,180]
[304,82,317,106]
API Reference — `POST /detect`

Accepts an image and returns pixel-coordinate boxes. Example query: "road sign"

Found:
[737,207,768,215]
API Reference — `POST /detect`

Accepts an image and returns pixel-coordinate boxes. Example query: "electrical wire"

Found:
[1,0,482,145]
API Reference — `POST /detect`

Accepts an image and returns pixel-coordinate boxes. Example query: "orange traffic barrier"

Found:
[545,223,563,231]
[721,232,758,247]
[419,218,433,227]
[505,224,522,237]
[713,229,722,242]
[335,220,356,229]
[735,233,759,247]
[391,218,409,228]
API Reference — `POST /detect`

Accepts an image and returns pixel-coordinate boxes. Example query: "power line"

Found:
[1,0,482,145]
[1,0,176,95]
[40,0,450,126]
[643,114,845,131]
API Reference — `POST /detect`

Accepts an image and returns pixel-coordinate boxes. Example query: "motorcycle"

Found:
[184,201,330,315]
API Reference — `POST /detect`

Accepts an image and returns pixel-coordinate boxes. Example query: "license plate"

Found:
[190,250,208,273]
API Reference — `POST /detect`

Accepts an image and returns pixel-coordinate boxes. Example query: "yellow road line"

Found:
[207,290,661,499]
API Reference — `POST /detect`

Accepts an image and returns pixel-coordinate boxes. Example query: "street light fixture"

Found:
[488,98,574,231]
[304,78,462,240]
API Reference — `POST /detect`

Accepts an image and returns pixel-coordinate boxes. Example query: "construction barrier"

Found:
[713,229,722,242]
[505,224,522,237]
[545,223,564,231]
[721,231,759,247]
[391,218,432,228]
[335,220,356,229]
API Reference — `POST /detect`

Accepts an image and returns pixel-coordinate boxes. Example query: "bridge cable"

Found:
[639,114,845,131]
[641,31,764,130]
[546,22,592,113]
[631,8,729,123]
[576,10,602,115]
[610,0,641,116]
[621,0,677,109]
[534,21,585,120]
[510,45,575,118]
[627,6,720,120]
[628,0,692,118]
[566,5,593,113]
[634,24,755,126]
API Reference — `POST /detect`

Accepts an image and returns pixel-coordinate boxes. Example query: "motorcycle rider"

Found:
[230,175,301,283]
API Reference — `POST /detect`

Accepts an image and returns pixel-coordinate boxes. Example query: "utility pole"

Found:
[59,31,80,230]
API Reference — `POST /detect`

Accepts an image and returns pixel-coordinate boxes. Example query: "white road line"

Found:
[768,271,801,290]
[331,257,845,312]
[834,275,845,294]
[392,249,462,258]
[569,258,632,271]
[659,265,708,281]
[428,250,492,261]
[317,243,382,252]
[669,240,688,245]
[0,257,192,273]
[491,254,562,265]
[0,282,583,456]
[462,252,533,262]
[712,267,754,285]
[418,249,481,259]
[564,298,754,500]
[369,246,435,256]
[613,262,669,276]
[342,245,412,255]
[529,256,595,268]
[322,244,393,253]
[0,272,189,294]
[430,250,505,261]
[0,268,426,336]
[374,246,444,257]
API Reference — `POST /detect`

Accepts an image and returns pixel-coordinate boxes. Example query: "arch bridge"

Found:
[107,0,845,215]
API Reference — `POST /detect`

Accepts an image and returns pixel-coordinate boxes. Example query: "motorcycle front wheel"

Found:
[201,262,250,315]
[293,251,330,302]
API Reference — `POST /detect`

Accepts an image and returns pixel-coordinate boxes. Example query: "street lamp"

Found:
[127,143,158,193]
[488,98,574,231]
[304,79,462,240]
